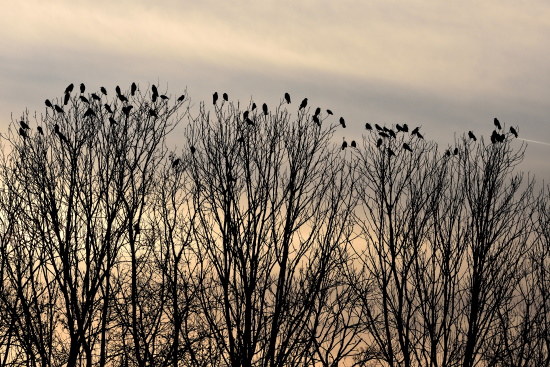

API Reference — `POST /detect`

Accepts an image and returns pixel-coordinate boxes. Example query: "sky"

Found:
[1,0,549,181]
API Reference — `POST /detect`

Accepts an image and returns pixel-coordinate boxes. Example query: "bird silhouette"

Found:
[396,124,403,132]
[151,85,158,96]
[402,124,409,132]
[491,130,498,144]
[375,124,382,131]
[131,82,137,96]
[65,83,74,94]
[118,94,128,102]
[388,130,396,139]
[172,158,181,168]
[403,143,412,152]
[387,148,396,157]
[326,109,333,115]
[152,93,158,103]
[494,117,501,130]
[246,117,255,126]
[445,149,451,157]
[510,126,518,138]
[122,105,133,117]
[379,131,389,138]
[190,146,196,154]
[104,104,113,113]
[109,117,117,125]
[83,108,96,118]
[160,95,169,100]
[412,127,419,135]
[376,138,383,147]
[116,86,122,96]
[453,147,458,155]
[365,123,372,130]
[468,131,477,141]
[100,86,107,95]
[80,83,85,93]
[45,99,53,108]
[497,133,505,142]
[312,115,321,126]
[339,117,346,128]
[251,103,257,111]
[37,126,43,135]
[54,105,64,113]
[284,92,291,104]
[149,109,158,118]
[351,140,357,148]
[223,92,228,101]
[341,139,348,150]
[19,127,27,139]
[299,98,308,110]
[416,132,424,139]
[314,107,321,116]
[243,111,249,119]
[20,120,30,129]
[262,103,268,116]
[63,93,70,105]
[91,93,100,101]
[80,96,89,104]
[177,94,185,102]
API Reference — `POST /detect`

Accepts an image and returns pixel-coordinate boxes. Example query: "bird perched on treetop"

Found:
[91,93,100,101]
[387,148,396,157]
[312,115,321,126]
[65,83,74,94]
[177,95,185,102]
[19,127,27,139]
[314,107,321,116]
[299,98,308,110]
[468,131,477,141]
[45,99,53,108]
[341,139,348,150]
[116,85,121,96]
[365,123,372,130]
[104,104,113,113]
[223,92,228,101]
[284,92,291,104]
[63,93,70,105]
[80,96,89,104]
[326,109,333,115]
[375,124,382,131]
[379,131,389,138]
[494,118,501,130]
[251,103,257,111]
[55,105,64,113]
[510,126,518,138]
[262,103,268,116]
[80,83,85,93]
[376,138,383,148]
[83,108,96,118]
[412,127,419,135]
[100,86,107,95]
[131,82,137,96]
[402,124,409,132]
[339,117,346,128]
[403,143,412,152]
[351,140,357,148]
[20,120,30,129]
[37,126,43,135]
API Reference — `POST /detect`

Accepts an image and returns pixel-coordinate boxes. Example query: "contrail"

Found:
[518,138,550,146]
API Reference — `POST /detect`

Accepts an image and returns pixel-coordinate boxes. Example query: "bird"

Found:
[388,130,396,139]
[149,109,158,118]
[19,127,27,139]
[122,105,133,117]
[416,132,424,139]
[412,127,419,135]
[376,138,383,148]
[375,124,382,131]
[312,115,321,126]
[63,93,70,105]
[339,117,346,128]
[365,123,372,130]
[190,146,196,154]
[262,103,268,116]
[402,124,409,132]
[45,99,53,108]
[20,120,30,129]
[284,92,291,104]
[510,126,518,138]
[100,86,107,95]
[351,140,357,148]
[491,130,498,144]
[341,139,348,150]
[396,124,403,132]
[152,93,158,103]
[445,149,451,157]
[468,131,477,141]
[213,92,219,105]
[494,117,501,130]
[160,95,169,100]
[326,109,333,115]
[118,94,128,102]
[387,148,396,157]
[151,85,158,96]
[243,111,249,119]
[131,82,137,96]
[299,98,308,110]
[251,103,257,111]
[497,133,505,142]
[65,83,74,94]
[83,108,96,118]
[54,105,64,113]
[223,92,228,101]
[109,117,117,125]
[37,126,44,135]
[177,94,185,102]
[453,147,459,155]
[104,104,113,113]
[379,131,389,138]
[246,117,255,126]
[403,143,412,152]
[80,83,85,93]
[116,85,122,96]
[172,158,181,168]
[79,96,89,104]
[91,93,100,101]
[314,107,321,116]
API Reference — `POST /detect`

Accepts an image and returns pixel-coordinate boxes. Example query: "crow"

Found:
[80,96,89,104]
[80,83,85,93]
[122,105,133,117]
[151,85,158,96]
[131,82,137,96]
[314,107,321,116]
[160,95,169,100]
[468,131,477,141]
[402,124,409,132]
[149,109,158,118]
[375,124,382,131]
[116,85,121,96]
[251,103,257,111]
[91,93,101,101]
[412,127,419,135]
[365,123,372,130]
[263,103,268,116]
[491,130,498,144]
[396,124,403,132]
[494,117,501,130]
[510,126,518,138]
[152,93,158,103]
[109,117,117,125]
[403,143,412,152]
[341,139,348,150]
[387,148,396,157]
[190,146,196,154]
[351,140,357,148]
[312,115,321,126]
[243,111,249,119]
[246,117,255,126]
[376,138,383,148]
[100,86,107,95]
[379,131,389,138]
[299,98,308,110]
[223,92,228,101]
[104,104,113,113]
[326,109,333,115]
[284,92,291,104]
[453,147,459,155]
[497,133,505,142]
[20,120,30,129]
[63,93,70,105]
[416,132,424,139]
[118,94,128,102]
[65,83,74,94]
[54,105,64,113]
[388,130,396,139]
[445,149,451,157]
[45,99,53,108]
[177,95,185,102]
[37,126,44,135]
[19,127,27,139]
[339,117,346,128]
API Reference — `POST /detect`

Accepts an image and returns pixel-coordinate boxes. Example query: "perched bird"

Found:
[19,127,27,139]
[177,94,185,102]
[63,93,70,105]
[445,149,451,157]
[20,120,30,129]
[172,158,181,168]
[80,83,85,93]
[497,133,505,142]
[339,117,346,128]
[314,107,321,116]
[116,85,122,96]
[83,108,96,118]
[383,126,389,132]
[376,138,383,148]
[510,126,518,138]
[65,83,74,94]
[160,95,169,100]
[54,105,64,113]
[416,132,424,139]
[104,104,113,113]
[412,127,419,135]
[491,130,498,144]
[453,147,459,155]
[80,96,89,104]
[375,124,382,131]
[151,85,158,96]
[365,123,372,130]
[149,109,158,118]
[388,130,396,139]
[131,82,137,96]
[118,94,128,102]
[251,103,257,111]
[402,124,409,132]
[190,146,196,154]
[223,92,228,101]
[341,139,348,150]
[100,86,107,95]
[312,115,321,126]
[396,124,403,132]
[299,98,308,110]
[284,92,291,104]
[326,109,333,115]
[109,117,117,125]
[91,93,100,101]
[468,131,477,141]
[403,143,412,152]
[243,111,249,119]
[351,140,357,148]
[387,148,396,157]
[246,117,255,126]
[494,117,501,130]
[379,131,389,138]
[122,105,133,117]
[152,93,158,103]
[37,126,44,135]
[262,103,268,116]
[45,99,53,108]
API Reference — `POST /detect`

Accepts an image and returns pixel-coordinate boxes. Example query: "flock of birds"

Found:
[17,86,520,163]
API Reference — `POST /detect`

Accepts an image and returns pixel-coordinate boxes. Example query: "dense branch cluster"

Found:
[0,84,548,367]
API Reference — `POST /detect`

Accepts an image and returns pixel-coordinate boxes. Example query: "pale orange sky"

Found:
[1,0,549,179]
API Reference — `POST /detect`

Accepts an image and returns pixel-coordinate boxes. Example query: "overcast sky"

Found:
[1,0,549,180]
